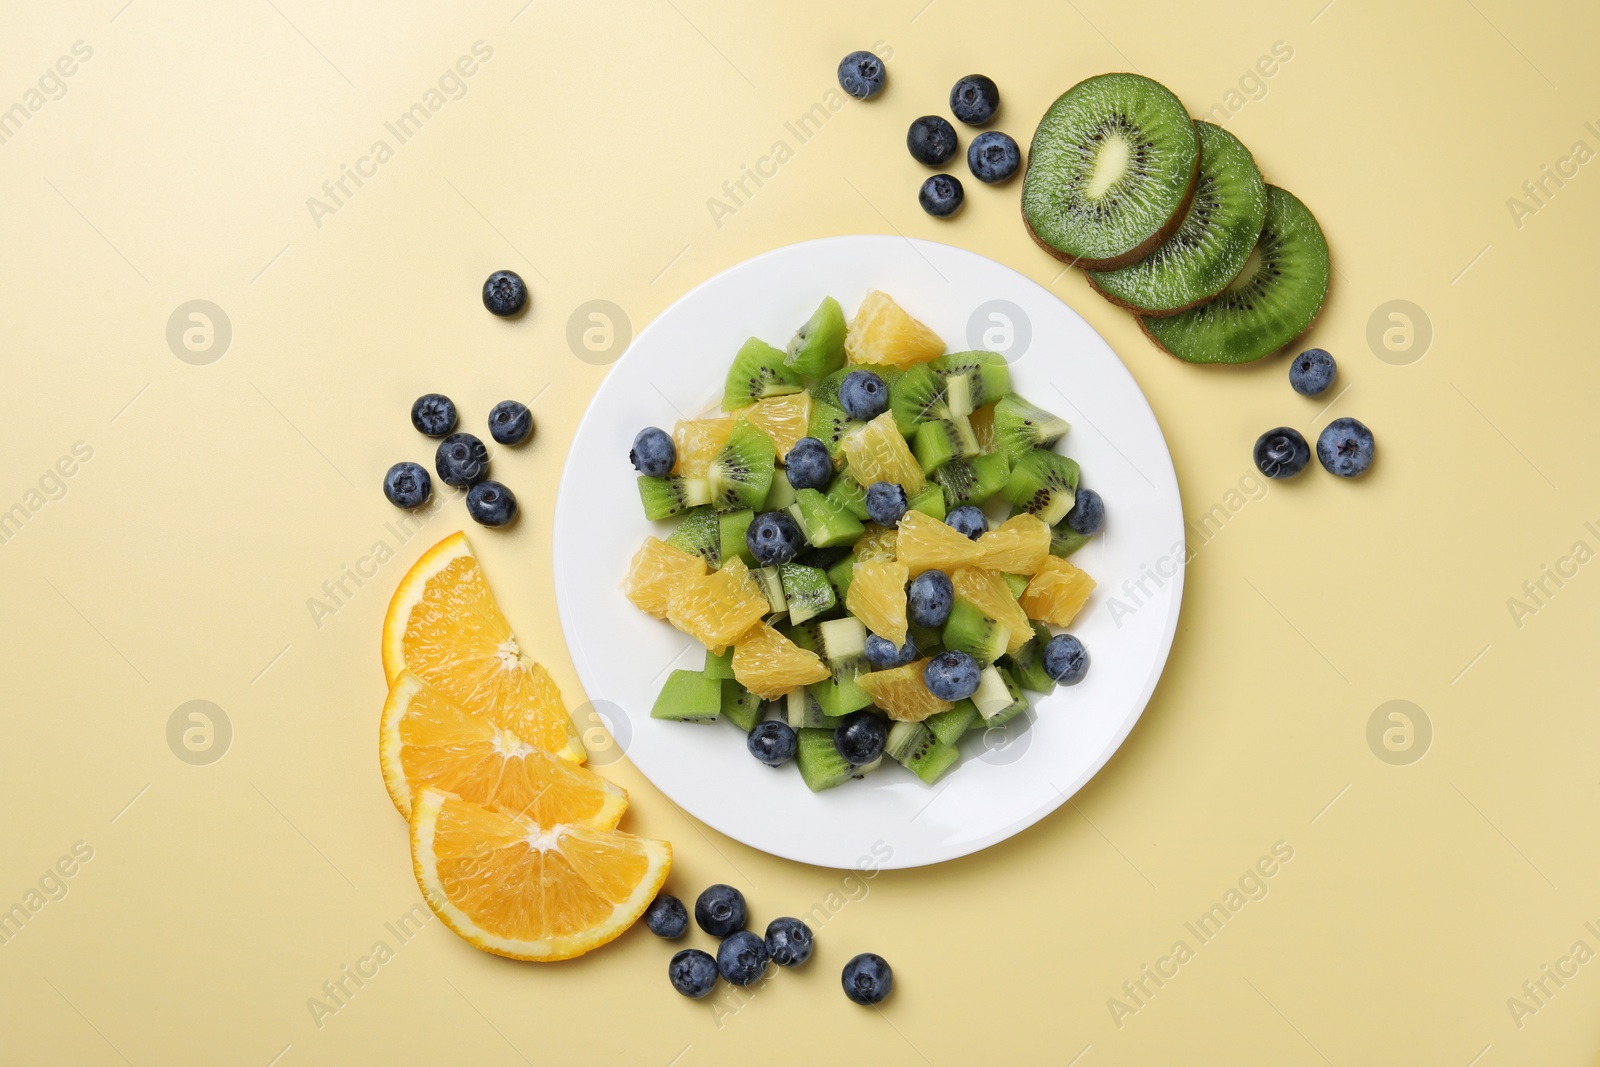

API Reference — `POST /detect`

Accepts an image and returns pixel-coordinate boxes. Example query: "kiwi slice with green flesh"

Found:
[886,720,936,764]
[1001,450,1079,525]
[638,475,711,521]
[788,693,832,733]
[652,669,721,723]
[1140,185,1330,364]
[934,452,1011,508]
[825,473,871,520]
[1021,72,1200,270]
[666,505,721,565]
[780,563,836,625]
[925,701,978,745]
[1002,573,1030,599]
[1049,521,1092,558]
[786,296,847,379]
[811,670,874,717]
[913,417,981,474]
[807,399,862,461]
[782,618,824,653]
[818,616,867,665]
[762,475,797,512]
[794,488,864,548]
[826,556,855,603]
[890,356,1010,435]
[943,598,1011,664]
[1002,626,1057,694]
[718,510,755,567]
[722,337,803,411]
[704,647,735,681]
[905,739,960,784]
[973,665,1026,721]
[720,680,764,732]
[1087,121,1268,315]
[992,395,1071,465]
[907,485,946,520]
[708,420,776,512]
[754,565,787,617]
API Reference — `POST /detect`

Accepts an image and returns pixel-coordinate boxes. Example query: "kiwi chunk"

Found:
[708,420,776,512]
[826,556,855,603]
[780,562,836,625]
[762,475,797,512]
[807,398,862,460]
[652,669,721,723]
[718,510,755,567]
[992,395,1070,464]
[933,451,1011,508]
[907,485,946,520]
[925,701,978,745]
[704,647,735,681]
[795,488,865,548]
[722,337,803,411]
[886,720,936,764]
[811,671,874,717]
[638,475,711,521]
[890,355,1011,435]
[942,599,1011,664]
[785,296,847,379]
[667,505,721,565]
[913,417,981,474]
[818,617,867,664]
[1141,185,1330,364]
[1088,121,1268,315]
[720,680,764,732]
[1001,450,1079,526]
[1049,521,1092,558]
[1022,73,1200,270]
[1003,626,1058,695]
[796,727,853,791]
[904,739,960,784]
[825,472,871,521]
[972,665,1025,721]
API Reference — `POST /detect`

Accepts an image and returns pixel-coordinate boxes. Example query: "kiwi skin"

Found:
[1020,119,1200,272]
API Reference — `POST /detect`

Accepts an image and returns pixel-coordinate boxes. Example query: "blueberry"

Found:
[747,511,805,566]
[1289,348,1337,396]
[950,74,1000,125]
[630,427,676,478]
[841,952,894,1005]
[837,50,886,100]
[1253,427,1310,480]
[668,948,719,998]
[907,570,954,628]
[1043,634,1089,685]
[435,432,490,488]
[907,115,958,166]
[838,370,888,421]
[864,632,916,670]
[785,437,833,491]
[383,462,432,509]
[967,130,1021,184]
[919,174,964,218]
[833,711,888,765]
[1317,417,1375,478]
[716,930,769,986]
[645,893,689,939]
[865,481,908,526]
[694,884,747,937]
[482,270,527,316]
[945,505,987,540]
[466,480,517,527]
[765,917,814,968]
[1064,488,1104,536]
[747,720,798,767]
[924,650,979,701]
[410,393,458,437]
[487,400,533,446]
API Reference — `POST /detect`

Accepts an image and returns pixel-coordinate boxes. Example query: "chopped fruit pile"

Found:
[624,290,1105,791]
[383,532,670,960]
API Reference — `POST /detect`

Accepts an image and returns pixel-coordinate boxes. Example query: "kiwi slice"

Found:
[796,727,853,790]
[1001,450,1079,525]
[704,647,735,680]
[720,681,764,732]
[637,475,711,521]
[972,665,1025,721]
[889,355,1011,435]
[907,485,946,520]
[782,618,824,653]
[779,562,836,625]
[1002,626,1057,695]
[718,510,755,567]
[652,670,721,723]
[825,472,871,521]
[785,296,847,380]
[942,598,1011,664]
[667,506,721,566]
[1049,521,1092,558]
[913,417,981,474]
[886,720,936,764]
[707,420,776,512]
[788,691,831,732]
[826,556,855,603]
[992,395,1070,464]
[795,488,864,548]
[1140,185,1330,364]
[925,701,977,745]
[904,739,960,784]
[762,475,797,512]
[811,670,874,717]
[722,337,803,411]
[1022,73,1200,270]
[933,451,1011,508]
[1087,121,1268,315]
[818,617,867,665]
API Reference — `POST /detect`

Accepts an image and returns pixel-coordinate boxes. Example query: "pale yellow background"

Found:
[1,0,1596,1063]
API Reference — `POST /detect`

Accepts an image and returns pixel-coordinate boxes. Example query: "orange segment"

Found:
[845,290,945,368]
[853,523,899,562]
[858,660,953,721]
[741,393,812,457]
[380,672,627,826]
[895,510,984,576]
[846,560,909,645]
[732,622,830,699]
[383,532,584,762]
[952,567,1032,654]
[411,789,670,961]
[1021,556,1098,627]
[673,417,735,477]
[976,514,1052,574]
[841,412,926,494]
[665,556,770,652]
[623,536,708,619]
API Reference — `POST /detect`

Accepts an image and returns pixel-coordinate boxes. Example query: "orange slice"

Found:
[858,660,953,721]
[895,510,984,576]
[411,788,670,961]
[623,536,708,619]
[1021,556,1098,627]
[673,417,735,477]
[853,523,899,562]
[845,290,945,368]
[976,514,1052,574]
[380,672,627,826]
[383,532,584,762]
[846,560,909,645]
[665,556,770,652]
[732,622,830,699]
[741,393,812,457]
[952,567,1032,654]
[841,412,926,494]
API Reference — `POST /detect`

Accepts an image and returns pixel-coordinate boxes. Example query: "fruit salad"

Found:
[624,291,1104,791]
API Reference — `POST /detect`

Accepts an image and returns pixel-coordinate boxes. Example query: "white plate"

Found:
[553,236,1183,870]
